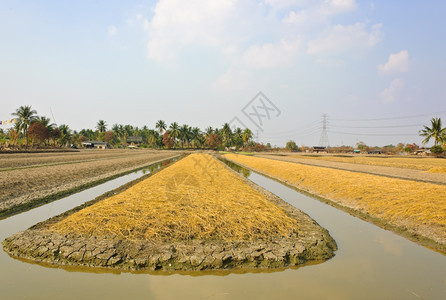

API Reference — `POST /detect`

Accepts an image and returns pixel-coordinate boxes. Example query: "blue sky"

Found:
[1,0,446,147]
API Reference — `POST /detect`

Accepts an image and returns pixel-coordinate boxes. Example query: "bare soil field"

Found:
[0,150,180,217]
[259,154,446,185]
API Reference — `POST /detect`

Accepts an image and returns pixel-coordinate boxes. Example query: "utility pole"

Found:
[318,114,329,148]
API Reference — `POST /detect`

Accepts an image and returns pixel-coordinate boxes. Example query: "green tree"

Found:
[190,127,202,149]
[221,123,233,147]
[178,124,191,149]
[242,128,253,147]
[156,120,167,135]
[96,120,107,133]
[58,124,72,146]
[12,105,37,147]
[419,117,446,146]
[286,140,298,151]
[169,122,179,147]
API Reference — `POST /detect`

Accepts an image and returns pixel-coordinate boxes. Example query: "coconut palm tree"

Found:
[205,126,214,138]
[156,120,167,135]
[419,117,446,146]
[169,122,180,146]
[242,128,253,147]
[190,127,202,149]
[178,124,191,149]
[221,123,233,147]
[12,105,37,147]
[96,120,107,133]
[58,124,72,147]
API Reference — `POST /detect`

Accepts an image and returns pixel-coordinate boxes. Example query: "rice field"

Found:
[224,154,446,246]
[51,153,302,242]
[291,154,446,173]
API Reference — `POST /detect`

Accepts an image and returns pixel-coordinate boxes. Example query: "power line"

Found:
[330,131,417,136]
[331,110,446,122]
[330,124,423,129]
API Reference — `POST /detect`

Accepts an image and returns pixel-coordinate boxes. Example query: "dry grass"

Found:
[292,155,446,173]
[225,154,446,244]
[51,154,300,242]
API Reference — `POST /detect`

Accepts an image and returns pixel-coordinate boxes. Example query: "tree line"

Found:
[1,105,445,154]
[0,105,256,150]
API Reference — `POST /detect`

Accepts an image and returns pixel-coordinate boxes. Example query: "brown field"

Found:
[259,154,446,185]
[291,154,446,173]
[224,154,446,251]
[0,150,180,216]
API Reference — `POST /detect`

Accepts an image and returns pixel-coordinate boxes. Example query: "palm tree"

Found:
[221,123,233,147]
[58,124,72,147]
[242,128,253,147]
[156,120,167,135]
[190,127,202,149]
[169,122,180,146]
[96,120,107,133]
[12,105,37,147]
[419,117,446,146]
[178,124,191,149]
[205,126,214,138]
[111,124,123,138]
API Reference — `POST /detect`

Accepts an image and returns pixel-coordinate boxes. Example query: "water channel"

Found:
[0,159,445,299]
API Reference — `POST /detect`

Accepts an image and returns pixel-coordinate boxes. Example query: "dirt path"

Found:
[258,154,446,185]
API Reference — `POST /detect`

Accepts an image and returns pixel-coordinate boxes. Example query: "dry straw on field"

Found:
[293,155,446,173]
[51,154,301,242]
[225,154,446,244]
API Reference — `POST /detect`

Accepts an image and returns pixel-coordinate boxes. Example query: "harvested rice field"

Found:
[224,154,446,253]
[291,154,446,173]
[0,150,180,217]
[258,154,446,185]
[2,154,336,271]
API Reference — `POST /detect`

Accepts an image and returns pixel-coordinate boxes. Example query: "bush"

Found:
[286,140,299,152]
[431,145,444,156]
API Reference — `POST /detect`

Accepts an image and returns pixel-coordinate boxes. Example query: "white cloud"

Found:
[377,50,409,73]
[136,14,143,21]
[240,38,302,69]
[380,78,405,103]
[307,22,382,54]
[143,19,149,31]
[108,25,117,37]
[147,0,236,62]
[284,0,357,24]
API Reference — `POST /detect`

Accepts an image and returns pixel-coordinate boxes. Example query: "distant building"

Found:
[312,146,327,153]
[82,141,110,149]
[367,150,382,154]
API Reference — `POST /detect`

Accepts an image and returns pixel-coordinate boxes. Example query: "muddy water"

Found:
[1,160,445,299]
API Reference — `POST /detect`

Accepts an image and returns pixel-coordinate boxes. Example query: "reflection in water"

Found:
[0,156,445,299]
[219,158,251,178]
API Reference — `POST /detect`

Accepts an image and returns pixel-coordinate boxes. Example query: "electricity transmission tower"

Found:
[318,114,329,147]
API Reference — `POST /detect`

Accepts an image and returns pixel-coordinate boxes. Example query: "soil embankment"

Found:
[3,154,336,271]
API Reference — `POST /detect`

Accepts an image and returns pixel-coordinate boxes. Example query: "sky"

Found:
[1,0,446,147]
